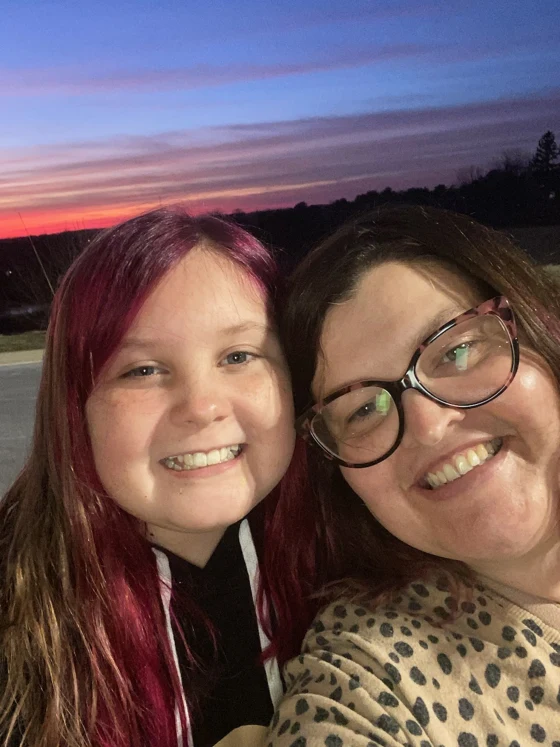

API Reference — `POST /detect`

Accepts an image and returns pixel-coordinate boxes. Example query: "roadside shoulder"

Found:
[0,349,44,366]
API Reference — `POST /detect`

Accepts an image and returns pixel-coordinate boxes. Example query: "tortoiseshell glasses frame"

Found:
[296,296,519,469]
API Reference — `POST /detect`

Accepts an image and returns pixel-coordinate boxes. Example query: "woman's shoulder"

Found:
[272,578,560,745]
[295,575,560,690]
[305,575,531,644]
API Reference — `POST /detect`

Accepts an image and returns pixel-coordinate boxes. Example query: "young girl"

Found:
[268,206,560,745]
[0,207,315,747]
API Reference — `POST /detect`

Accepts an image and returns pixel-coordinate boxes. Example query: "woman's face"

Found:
[86,247,295,563]
[312,261,560,574]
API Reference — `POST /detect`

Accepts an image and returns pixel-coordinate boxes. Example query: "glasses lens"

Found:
[416,313,514,405]
[311,386,399,464]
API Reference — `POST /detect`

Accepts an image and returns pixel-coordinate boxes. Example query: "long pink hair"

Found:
[0,207,318,747]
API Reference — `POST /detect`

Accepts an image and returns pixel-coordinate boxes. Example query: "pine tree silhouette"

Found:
[532,131,559,173]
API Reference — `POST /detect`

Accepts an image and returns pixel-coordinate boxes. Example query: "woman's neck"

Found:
[469,533,560,603]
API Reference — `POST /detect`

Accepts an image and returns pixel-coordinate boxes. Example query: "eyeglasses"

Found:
[297,296,519,469]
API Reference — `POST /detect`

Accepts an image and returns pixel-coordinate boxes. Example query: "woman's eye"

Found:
[348,403,375,423]
[441,341,473,365]
[221,351,256,366]
[348,393,391,424]
[443,342,470,363]
[122,365,162,378]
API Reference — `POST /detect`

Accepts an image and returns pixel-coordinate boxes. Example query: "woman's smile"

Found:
[417,436,502,489]
[318,261,560,567]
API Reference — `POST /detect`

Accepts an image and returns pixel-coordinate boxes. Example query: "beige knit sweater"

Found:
[267,577,560,746]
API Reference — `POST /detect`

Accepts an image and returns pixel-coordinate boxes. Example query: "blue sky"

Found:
[1,0,559,236]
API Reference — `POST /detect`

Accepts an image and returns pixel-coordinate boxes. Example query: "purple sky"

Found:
[1,0,559,237]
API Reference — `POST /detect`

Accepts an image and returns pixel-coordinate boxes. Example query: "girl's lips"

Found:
[413,439,508,501]
[161,447,245,479]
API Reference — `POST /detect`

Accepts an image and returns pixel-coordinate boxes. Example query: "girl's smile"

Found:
[86,247,295,564]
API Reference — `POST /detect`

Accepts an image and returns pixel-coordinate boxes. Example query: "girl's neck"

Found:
[148,524,226,568]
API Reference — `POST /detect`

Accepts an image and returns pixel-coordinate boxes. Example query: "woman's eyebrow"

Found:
[408,305,464,351]
[322,304,466,394]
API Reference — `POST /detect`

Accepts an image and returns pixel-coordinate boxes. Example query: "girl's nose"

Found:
[169,377,232,428]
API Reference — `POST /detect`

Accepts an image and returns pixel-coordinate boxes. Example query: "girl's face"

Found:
[86,248,295,563]
[312,261,560,576]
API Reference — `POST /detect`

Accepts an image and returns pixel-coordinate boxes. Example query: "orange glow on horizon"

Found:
[0,193,303,240]
[0,202,178,240]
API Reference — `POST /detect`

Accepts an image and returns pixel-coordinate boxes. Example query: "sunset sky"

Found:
[1,0,559,238]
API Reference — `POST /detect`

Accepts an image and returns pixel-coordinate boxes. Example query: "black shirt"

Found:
[153,517,281,746]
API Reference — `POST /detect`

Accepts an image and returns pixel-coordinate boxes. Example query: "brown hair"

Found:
[282,205,560,601]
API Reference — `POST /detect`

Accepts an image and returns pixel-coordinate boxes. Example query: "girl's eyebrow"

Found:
[118,337,159,352]
[118,322,272,352]
[220,321,271,336]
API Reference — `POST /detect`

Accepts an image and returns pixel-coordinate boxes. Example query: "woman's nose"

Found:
[399,389,465,448]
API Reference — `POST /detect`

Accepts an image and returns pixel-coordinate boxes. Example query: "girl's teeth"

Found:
[164,445,241,472]
[424,439,502,490]
[193,452,207,468]
[207,449,221,466]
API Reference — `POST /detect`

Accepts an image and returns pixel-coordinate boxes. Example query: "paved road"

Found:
[0,363,41,495]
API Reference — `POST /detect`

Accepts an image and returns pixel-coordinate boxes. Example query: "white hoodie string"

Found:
[154,548,193,747]
[238,519,283,707]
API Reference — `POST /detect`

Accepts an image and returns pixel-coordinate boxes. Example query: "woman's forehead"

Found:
[312,261,481,399]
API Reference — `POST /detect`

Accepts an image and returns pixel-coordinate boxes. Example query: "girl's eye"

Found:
[221,351,256,366]
[122,365,162,378]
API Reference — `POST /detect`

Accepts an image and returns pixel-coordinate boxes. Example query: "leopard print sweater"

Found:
[267,578,560,746]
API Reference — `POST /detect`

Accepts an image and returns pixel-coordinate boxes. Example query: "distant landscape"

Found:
[1,130,559,336]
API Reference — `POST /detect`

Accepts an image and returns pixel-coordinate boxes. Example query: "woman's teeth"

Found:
[424,438,503,489]
[163,445,242,471]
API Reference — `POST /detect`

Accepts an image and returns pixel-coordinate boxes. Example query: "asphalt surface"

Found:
[0,362,41,496]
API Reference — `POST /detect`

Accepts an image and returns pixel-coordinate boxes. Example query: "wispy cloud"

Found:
[0,46,431,97]
[0,40,513,98]
[1,91,559,238]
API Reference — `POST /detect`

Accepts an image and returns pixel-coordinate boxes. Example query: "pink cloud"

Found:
[0,43,467,97]
[1,91,559,238]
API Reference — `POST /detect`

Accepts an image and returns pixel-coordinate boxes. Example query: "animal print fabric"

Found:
[266,578,560,746]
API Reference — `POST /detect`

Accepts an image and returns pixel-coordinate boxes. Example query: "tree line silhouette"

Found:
[1,130,559,334]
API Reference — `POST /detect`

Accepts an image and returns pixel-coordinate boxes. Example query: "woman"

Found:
[0,207,318,747]
[267,206,560,745]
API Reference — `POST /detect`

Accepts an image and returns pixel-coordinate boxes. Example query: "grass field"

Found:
[0,330,46,354]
